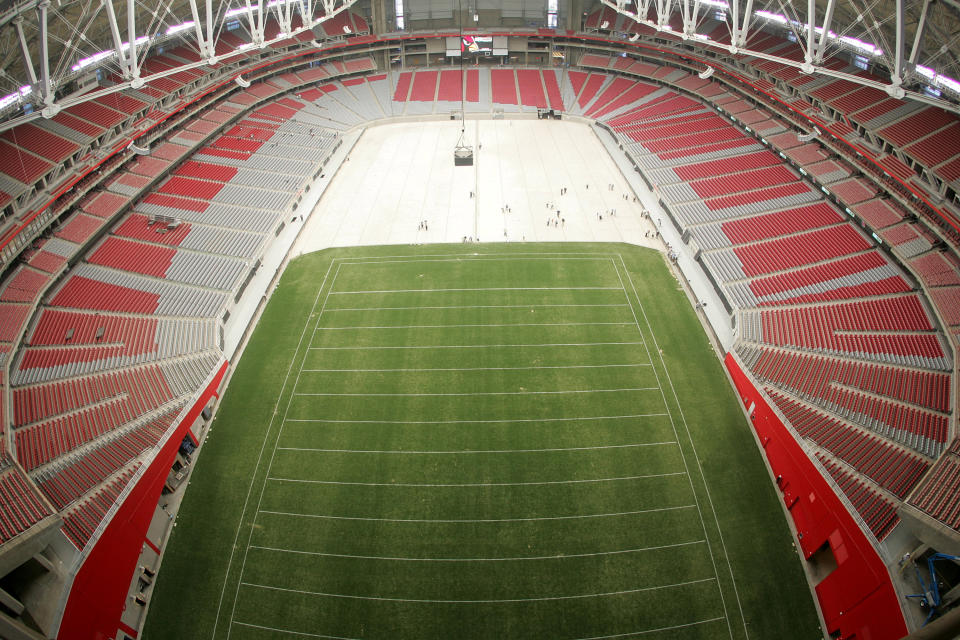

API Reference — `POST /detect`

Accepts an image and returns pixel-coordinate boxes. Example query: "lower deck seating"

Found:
[0,459,55,544]
[0,83,344,552]
[573,60,957,543]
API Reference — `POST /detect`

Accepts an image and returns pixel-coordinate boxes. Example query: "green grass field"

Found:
[143,243,822,640]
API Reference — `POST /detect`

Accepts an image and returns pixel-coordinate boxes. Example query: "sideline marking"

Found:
[572,617,726,639]
[620,253,749,638]
[612,256,735,640]
[210,258,337,639]
[223,260,345,640]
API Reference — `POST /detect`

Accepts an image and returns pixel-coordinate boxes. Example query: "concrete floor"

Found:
[292,119,660,253]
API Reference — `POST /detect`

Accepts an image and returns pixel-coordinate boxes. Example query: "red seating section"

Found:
[768,391,930,499]
[410,71,438,102]
[437,70,462,102]
[0,140,53,185]
[734,225,871,277]
[113,214,191,246]
[1,124,80,162]
[393,72,412,102]
[751,347,950,413]
[36,415,170,510]
[750,252,909,303]
[13,366,172,470]
[1,267,50,303]
[759,296,944,360]
[721,203,842,244]
[61,467,137,549]
[50,276,159,314]
[28,308,159,354]
[174,161,239,183]
[516,70,547,109]
[88,237,176,279]
[691,165,800,200]
[490,69,518,104]
[0,463,53,543]
[675,150,780,182]
[819,456,900,541]
[909,440,960,529]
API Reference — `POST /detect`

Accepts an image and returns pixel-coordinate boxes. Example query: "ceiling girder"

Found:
[600,0,960,111]
[12,15,38,86]
[813,0,837,64]
[909,0,933,65]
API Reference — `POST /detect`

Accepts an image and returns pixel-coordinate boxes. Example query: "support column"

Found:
[12,17,38,89]
[371,0,387,35]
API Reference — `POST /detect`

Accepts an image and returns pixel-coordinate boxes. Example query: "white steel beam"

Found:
[893,0,905,88]
[656,0,668,28]
[205,0,215,58]
[909,0,933,65]
[187,0,208,57]
[598,0,960,113]
[12,16,38,87]
[304,0,314,27]
[730,0,739,51]
[803,0,815,70]
[813,0,835,63]
[280,0,292,34]
[126,0,140,81]
[38,1,52,104]
[737,0,754,49]
[103,0,128,76]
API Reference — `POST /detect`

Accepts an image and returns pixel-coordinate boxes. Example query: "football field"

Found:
[144,243,821,640]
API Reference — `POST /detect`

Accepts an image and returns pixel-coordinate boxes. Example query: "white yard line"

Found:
[257,504,697,523]
[294,387,658,397]
[238,576,717,604]
[248,539,706,562]
[231,622,358,639]
[324,303,630,311]
[276,442,677,454]
[571,617,727,639]
[315,321,634,329]
[266,472,686,487]
[301,364,651,372]
[308,341,646,350]
[284,413,668,425]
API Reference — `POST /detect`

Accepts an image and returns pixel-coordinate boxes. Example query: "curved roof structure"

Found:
[0,0,959,131]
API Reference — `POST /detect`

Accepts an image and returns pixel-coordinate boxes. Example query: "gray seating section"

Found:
[158,350,224,397]
[135,201,279,234]
[73,264,229,318]
[211,183,294,210]
[10,318,221,385]
[366,77,393,117]
[165,250,249,291]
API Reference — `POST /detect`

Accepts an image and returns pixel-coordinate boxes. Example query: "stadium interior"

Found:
[0,0,959,637]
